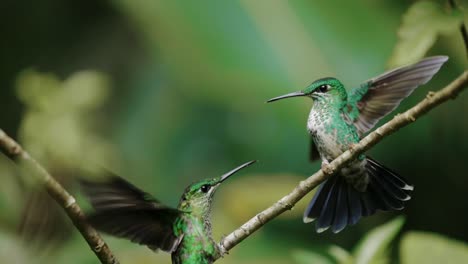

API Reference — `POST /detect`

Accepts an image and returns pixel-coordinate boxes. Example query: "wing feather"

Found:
[81,174,183,253]
[347,56,448,135]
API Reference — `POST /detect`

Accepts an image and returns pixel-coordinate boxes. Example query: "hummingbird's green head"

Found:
[267,77,347,103]
[178,160,256,216]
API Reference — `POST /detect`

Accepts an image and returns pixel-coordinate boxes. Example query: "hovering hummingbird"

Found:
[267,56,448,233]
[81,160,257,264]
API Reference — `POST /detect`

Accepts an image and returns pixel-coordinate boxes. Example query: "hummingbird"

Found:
[80,160,257,264]
[267,56,448,233]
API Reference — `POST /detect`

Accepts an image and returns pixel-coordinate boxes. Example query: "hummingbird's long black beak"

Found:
[266,91,305,103]
[219,160,257,183]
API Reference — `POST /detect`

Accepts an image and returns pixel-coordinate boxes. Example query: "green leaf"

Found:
[327,245,353,264]
[293,217,405,264]
[291,245,352,264]
[292,249,336,264]
[400,231,468,264]
[388,1,463,68]
[353,216,405,264]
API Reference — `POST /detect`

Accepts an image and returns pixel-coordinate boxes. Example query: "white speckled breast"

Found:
[307,108,344,162]
[307,105,369,191]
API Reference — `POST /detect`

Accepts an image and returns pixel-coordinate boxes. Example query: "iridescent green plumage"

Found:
[81,160,256,264]
[268,56,448,233]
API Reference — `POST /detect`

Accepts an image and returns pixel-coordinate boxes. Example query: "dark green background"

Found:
[0,0,467,263]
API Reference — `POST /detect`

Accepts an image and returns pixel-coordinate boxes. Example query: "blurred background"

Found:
[0,0,467,263]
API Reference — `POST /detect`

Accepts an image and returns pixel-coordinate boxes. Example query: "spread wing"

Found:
[346,56,448,136]
[80,174,183,253]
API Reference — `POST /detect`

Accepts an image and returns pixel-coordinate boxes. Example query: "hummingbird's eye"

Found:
[200,184,211,193]
[317,85,329,93]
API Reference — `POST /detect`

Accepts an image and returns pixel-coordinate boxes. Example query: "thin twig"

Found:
[449,0,468,57]
[0,130,119,264]
[217,71,468,256]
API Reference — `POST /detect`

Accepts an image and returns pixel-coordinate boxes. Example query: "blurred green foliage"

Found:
[293,217,405,264]
[388,1,464,67]
[16,70,116,171]
[400,231,468,263]
[294,217,468,264]
[0,0,467,263]
[352,217,405,264]
[13,70,120,253]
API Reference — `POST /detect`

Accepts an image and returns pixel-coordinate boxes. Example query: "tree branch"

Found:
[0,130,119,264]
[217,70,468,256]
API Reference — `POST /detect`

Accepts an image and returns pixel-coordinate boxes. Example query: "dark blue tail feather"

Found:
[304,176,335,221]
[316,177,340,232]
[303,157,413,233]
[346,184,361,225]
[332,178,349,233]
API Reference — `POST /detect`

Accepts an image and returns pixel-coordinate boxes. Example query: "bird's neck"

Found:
[308,98,345,130]
[178,196,214,233]
[313,96,346,113]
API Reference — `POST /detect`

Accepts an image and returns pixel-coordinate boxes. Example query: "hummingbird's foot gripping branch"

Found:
[217,71,468,258]
[0,129,119,264]
[320,161,333,175]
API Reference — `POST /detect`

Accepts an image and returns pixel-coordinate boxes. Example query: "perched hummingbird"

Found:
[267,56,448,233]
[81,160,256,264]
